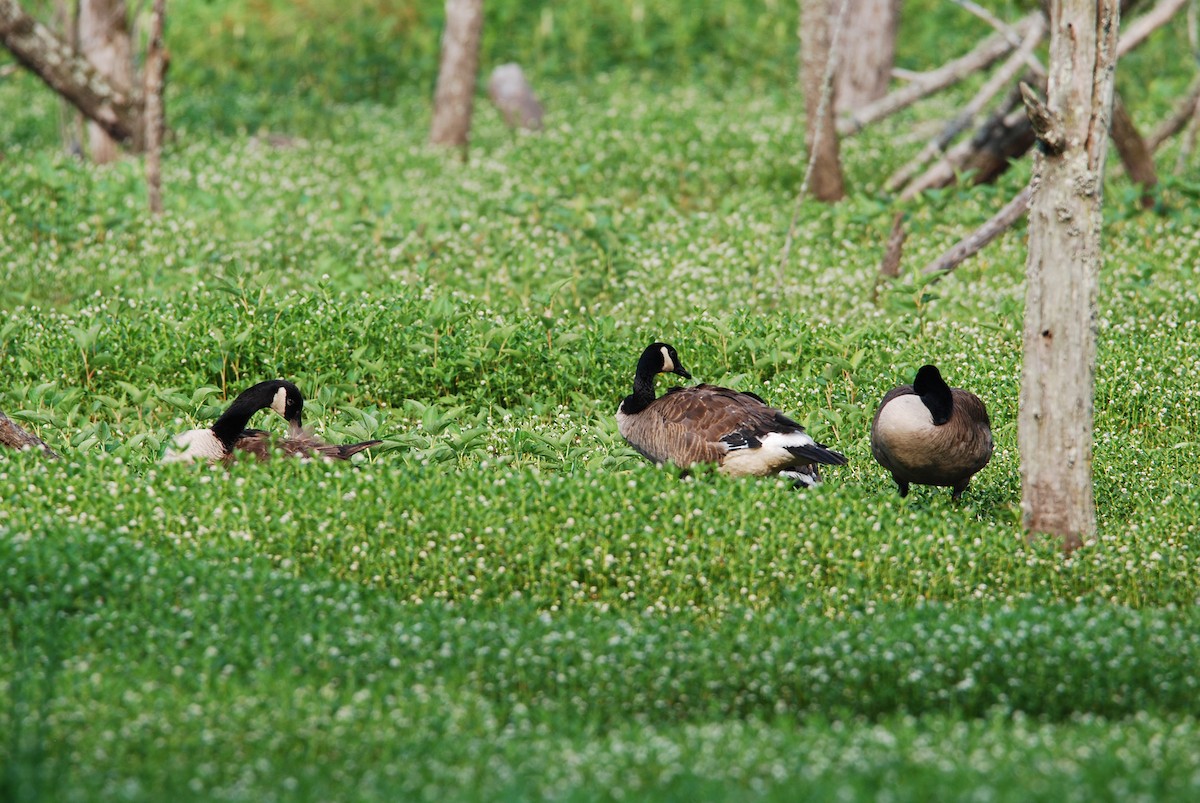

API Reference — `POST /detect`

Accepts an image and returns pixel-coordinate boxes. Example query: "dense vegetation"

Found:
[3,0,1200,799]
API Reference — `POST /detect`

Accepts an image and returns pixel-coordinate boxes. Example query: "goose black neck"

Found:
[914,366,953,425]
[622,355,662,414]
[211,388,275,448]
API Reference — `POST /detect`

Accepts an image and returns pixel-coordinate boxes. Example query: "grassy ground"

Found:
[3,0,1200,799]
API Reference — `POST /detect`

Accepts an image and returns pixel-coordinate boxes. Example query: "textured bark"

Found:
[0,0,142,146]
[837,17,1036,136]
[800,0,845,201]
[1020,0,1119,549]
[487,63,543,131]
[79,0,133,163]
[430,0,483,150]
[143,0,165,213]
[1109,94,1157,208]
[835,0,898,112]
[0,410,60,459]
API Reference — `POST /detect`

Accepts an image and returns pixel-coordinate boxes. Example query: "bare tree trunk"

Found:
[800,0,845,201]
[1019,0,1120,549]
[79,0,133,163]
[430,0,483,150]
[835,0,899,112]
[143,0,165,213]
[0,0,142,146]
[0,410,59,458]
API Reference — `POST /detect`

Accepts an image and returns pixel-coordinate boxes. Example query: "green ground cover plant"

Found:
[3,0,1200,799]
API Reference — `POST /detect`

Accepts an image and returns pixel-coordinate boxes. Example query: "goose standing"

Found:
[162,379,380,463]
[870,364,993,499]
[616,343,848,487]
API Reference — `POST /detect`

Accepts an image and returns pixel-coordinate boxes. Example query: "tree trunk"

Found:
[79,0,133,163]
[0,0,142,147]
[800,0,846,201]
[430,0,483,150]
[1019,0,1120,549]
[835,0,899,111]
[143,0,166,213]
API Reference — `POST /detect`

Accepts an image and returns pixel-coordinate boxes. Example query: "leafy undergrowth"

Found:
[3,0,1200,799]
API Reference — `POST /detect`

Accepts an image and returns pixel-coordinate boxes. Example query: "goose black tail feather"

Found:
[785,443,849,466]
[331,440,383,459]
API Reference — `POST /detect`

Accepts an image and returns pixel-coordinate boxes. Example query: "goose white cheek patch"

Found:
[660,346,674,373]
[271,387,288,417]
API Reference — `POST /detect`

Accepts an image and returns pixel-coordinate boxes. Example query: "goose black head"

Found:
[211,379,305,448]
[640,342,692,381]
[913,364,953,425]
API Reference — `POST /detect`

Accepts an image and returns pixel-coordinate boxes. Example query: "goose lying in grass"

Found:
[870,364,993,499]
[162,379,381,464]
[616,343,848,487]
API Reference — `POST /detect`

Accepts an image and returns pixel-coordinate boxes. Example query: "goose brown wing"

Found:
[951,388,991,427]
[639,385,791,466]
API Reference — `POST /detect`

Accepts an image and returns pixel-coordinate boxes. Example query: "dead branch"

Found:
[0,0,143,146]
[897,83,1028,200]
[879,213,907,278]
[487,63,544,131]
[885,14,1044,192]
[836,15,1036,136]
[1147,75,1200,151]
[1177,94,1200,173]
[921,185,1031,276]
[1117,0,1188,56]
[1109,93,1157,207]
[0,409,60,458]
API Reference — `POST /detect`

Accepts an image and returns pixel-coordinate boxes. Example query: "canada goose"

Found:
[870,364,993,499]
[162,379,380,464]
[616,343,848,486]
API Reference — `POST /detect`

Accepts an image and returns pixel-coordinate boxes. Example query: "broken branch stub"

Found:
[1020,82,1066,155]
[487,63,544,131]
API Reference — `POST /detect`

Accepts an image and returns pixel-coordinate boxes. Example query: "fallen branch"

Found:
[0,409,60,458]
[885,14,1044,192]
[1147,75,1200,152]
[836,16,1036,136]
[921,185,1031,276]
[0,0,143,146]
[898,83,1034,201]
[1109,93,1158,207]
[1117,0,1188,56]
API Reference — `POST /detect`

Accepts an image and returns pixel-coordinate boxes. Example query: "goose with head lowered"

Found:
[616,343,848,487]
[870,364,993,500]
[161,379,381,464]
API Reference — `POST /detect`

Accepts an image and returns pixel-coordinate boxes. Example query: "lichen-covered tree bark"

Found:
[0,0,142,147]
[835,0,899,112]
[1019,0,1119,549]
[430,0,483,150]
[79,0,134,163]
[799,0,846,201]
